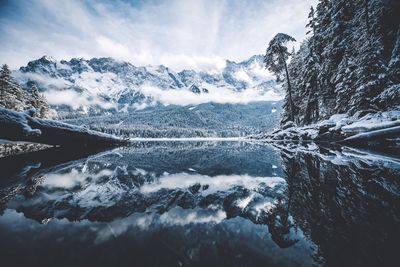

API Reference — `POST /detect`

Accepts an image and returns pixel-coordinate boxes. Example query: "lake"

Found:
[0,141,399,267]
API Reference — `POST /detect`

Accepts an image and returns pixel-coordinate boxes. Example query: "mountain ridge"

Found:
[13,55,282,117]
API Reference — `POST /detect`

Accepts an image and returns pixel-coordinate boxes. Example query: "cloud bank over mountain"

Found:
[14,55,282,113]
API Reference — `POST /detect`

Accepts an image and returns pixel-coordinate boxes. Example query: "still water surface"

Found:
[0,141,399,267]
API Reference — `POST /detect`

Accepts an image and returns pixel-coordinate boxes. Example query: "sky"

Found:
[0,0,317,71]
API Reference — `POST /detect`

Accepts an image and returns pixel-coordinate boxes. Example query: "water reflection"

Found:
[281,147,400,267]
[0,142,399,267]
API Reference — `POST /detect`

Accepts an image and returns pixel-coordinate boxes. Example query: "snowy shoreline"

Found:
[129,137,245,142]
[249,111,400,150]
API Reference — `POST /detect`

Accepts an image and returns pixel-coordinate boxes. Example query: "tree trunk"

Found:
[304,74,319,125]
[0,108,126,148]
[304,88,314,125]
[364,0,370,35]
[283,61,295,122]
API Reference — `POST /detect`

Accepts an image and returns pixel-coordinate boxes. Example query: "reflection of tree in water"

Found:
[281,150,400,267]
[266,156,300,248]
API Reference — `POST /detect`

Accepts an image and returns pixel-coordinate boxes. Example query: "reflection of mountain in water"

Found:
[0,142,399,266]
[6,142,286,224]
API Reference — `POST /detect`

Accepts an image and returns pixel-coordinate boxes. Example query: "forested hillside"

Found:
[279,0,400,125]
[65,101,282,138]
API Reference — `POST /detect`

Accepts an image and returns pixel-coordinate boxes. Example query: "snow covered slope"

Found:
[13,55,282,116]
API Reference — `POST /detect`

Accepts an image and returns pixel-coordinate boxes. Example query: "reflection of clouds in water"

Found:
[159,207,226,226]
[95,207,227,244]
[37,167,286,212]
[40,167,127,208]
[140,172,286,196]
[18,162,286,230]
[42,168,113,189]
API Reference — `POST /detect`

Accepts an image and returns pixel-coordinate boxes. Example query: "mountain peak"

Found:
[41,55,56,62]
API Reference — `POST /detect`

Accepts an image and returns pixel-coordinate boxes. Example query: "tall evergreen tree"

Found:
[264,33,296,122]
[29,85,40,108]
[0,64,24,110]
[303,6,321,124]
[28,84,51,118]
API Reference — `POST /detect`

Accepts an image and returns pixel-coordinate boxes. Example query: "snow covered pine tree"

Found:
[0,64,24,110]
[0,64,53,118]
[267,0,400,126]
[264,33,296,123]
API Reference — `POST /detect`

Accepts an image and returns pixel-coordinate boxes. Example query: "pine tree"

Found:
[0,64,24,110]
[350,0,387,112]
[29,85,50,118]
[29,85,40,110]
[264,33,296,122]
[38,93,50,118]
[303,6,321,124]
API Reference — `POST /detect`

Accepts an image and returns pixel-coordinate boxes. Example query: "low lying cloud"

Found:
[13,71,72,89]
[137,84,283,106]
[44,89,115,110]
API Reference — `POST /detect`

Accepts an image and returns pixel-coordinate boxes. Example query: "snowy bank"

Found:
[250,111,400,149]
[0,108,126,148]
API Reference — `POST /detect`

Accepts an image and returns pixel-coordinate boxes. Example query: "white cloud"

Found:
[159,54,227,73]
[0,0,318,71]
[137,83,283,106]
[13,71,72,89]
[44,89,115,110]
[96,36,132,59]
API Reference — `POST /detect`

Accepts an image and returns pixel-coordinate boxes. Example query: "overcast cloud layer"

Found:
[0,0,317,71]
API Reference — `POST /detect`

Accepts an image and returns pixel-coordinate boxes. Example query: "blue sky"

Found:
[0,0,317,70]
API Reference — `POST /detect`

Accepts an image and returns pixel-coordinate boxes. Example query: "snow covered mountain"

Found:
[13,55,282,116]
